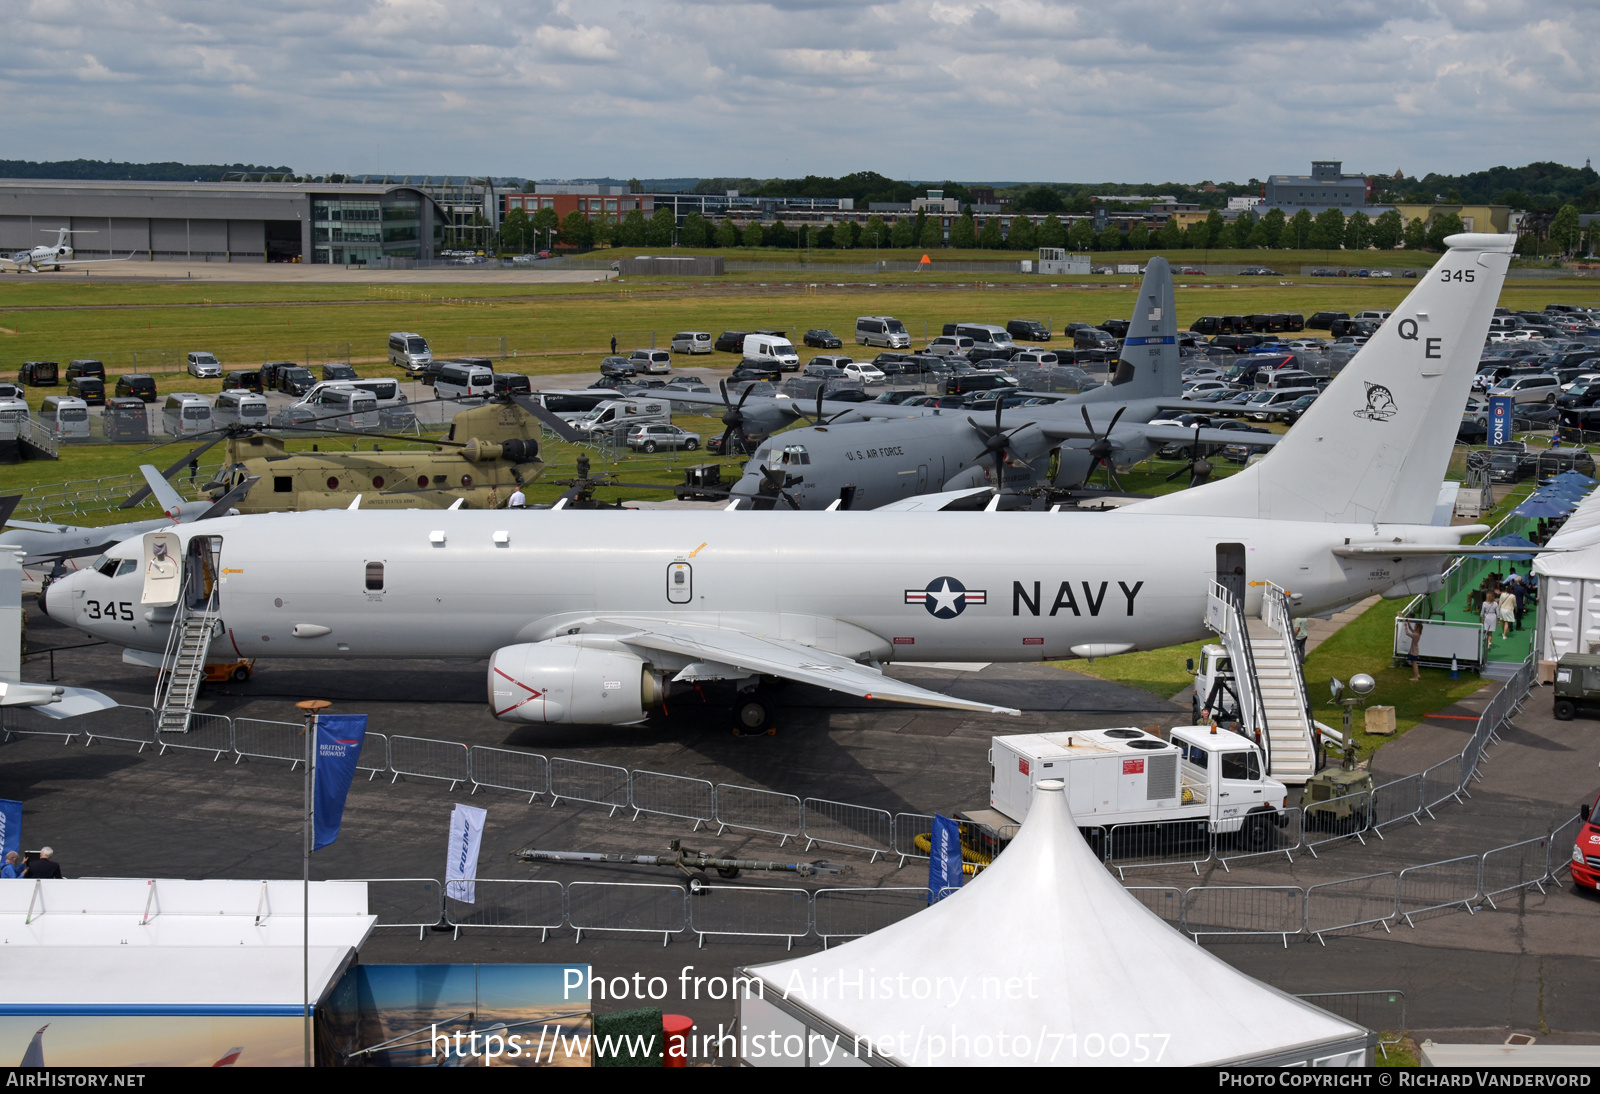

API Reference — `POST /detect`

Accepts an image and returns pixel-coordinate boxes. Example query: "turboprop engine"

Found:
[488,642,665,724]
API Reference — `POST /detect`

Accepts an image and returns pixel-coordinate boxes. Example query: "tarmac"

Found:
[6,597,1600,1059]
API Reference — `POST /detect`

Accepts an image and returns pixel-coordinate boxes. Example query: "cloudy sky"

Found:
[2,0,1595,183]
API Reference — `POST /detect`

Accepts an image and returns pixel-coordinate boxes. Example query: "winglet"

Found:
[139,465,186,521]
[348,494,363,510]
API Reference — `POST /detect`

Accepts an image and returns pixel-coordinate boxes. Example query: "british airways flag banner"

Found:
[313,714,367,850]
[446,803,488,904]
[927,814,964,903]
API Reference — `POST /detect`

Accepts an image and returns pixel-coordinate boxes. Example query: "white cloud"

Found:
[0,0,1591,181]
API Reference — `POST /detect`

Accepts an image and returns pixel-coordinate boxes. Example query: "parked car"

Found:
[803,329,843,349]
[492,373,532,398]
[275,366,316,396]
[186,351,222,379]
[1307,312,1350,330]
[65,360,105,381]
[222,369,264,394]
[925,336,976,357]
[713,330,749,353]
[628,349,673,375]
[803,356,852,380]
[599,356,637,379]
[842,361,886,385]
[115,373,158,403]
[322,363,358,382]
[1006,319,1051,342]
[729,362,782,383]
[270,404,320,429]
[627,424,700,452]
[669,331,713,354]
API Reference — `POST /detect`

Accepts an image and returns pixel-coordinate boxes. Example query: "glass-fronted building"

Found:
[310,189,436,265]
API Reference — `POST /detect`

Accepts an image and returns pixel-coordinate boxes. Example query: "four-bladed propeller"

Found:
[966,399,1035,495]
[1080,404,1128,490]
[1164,420,1215,489]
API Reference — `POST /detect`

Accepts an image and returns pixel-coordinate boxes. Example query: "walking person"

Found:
[1498,585,1517,640]
[1480,594,1499,650]
[1405,618,1424,682]
[1292,616,1309,661]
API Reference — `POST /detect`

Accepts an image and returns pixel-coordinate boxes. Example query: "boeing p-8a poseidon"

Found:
[47,235,1514,729]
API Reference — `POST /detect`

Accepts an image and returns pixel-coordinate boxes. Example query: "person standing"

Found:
[1498,585,1517,640]
[1,852,22,879]
[1480,594,1499,650]
[507,484,526,509]
[1292,616,1309,661]
[610,335,618,355]
[1509,572,1528,631]
[1405,619,1425,681]
[24,847,61,879]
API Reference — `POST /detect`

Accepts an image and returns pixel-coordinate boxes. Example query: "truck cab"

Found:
[1572,790,1600,892]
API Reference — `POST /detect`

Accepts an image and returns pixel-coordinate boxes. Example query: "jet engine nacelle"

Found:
[487,642,662,724]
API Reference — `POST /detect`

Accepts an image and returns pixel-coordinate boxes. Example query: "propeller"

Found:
[1080,404,1128,490]
[966,399,1034,495]
[1164,421,1215,488]
[717,379,761,455]
[753,464,802,510]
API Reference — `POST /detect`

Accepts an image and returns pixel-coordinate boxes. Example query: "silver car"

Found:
[186,351,222,379]
[626,423,700,452]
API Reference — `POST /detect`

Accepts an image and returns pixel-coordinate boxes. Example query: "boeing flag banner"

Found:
[927,814,964,903]
[313,714,368,851]
[1488,395,1513,447]
[0,799,21,862]
[446,803,488,904]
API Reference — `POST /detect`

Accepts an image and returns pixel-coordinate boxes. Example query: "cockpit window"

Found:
[94,556,115,577]
[781,444,810,465]
[116,559,137,577]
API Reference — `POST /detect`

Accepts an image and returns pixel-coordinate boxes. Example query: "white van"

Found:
[740,334,800,372]
[389,332,432,372]
[574,398,671,439]
[303,377,406,411]
[38,395,91,440]
[310,386,380,430]
[856,316,911,349]
[162,393,213,436]
[434,362,495,402]
[213,389,270,428]
[952,323,1015,347]
[670,332,713,355]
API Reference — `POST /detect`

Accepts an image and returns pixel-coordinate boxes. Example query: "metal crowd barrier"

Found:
[1305,872,1399,945]
[802,798,893,863]
[469,745,548,802]
[1480,835,1552,908]
[79,705,157,752]
[566,881,686,947]
[162,711,235,762]
[688,885,812,949]
[549,757,630,814]
[358,877,445,940]
[630,770,716,829]
[1398,855,1482,927]
[1183,885,1305,947]
[0,706,82,744]
[1370,774,1425,832]
[389,735,469,791]
[232,717,302,767]
[444,878,564,941]
[714,784,801,846]
[1107,817,1213,878]
[356,732,389,780]
[812,887,926,947]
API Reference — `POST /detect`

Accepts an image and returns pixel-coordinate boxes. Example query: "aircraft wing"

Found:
[597,619,1020,716]
[1036,422,1283,448]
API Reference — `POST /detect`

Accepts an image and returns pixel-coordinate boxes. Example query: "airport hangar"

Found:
[0,178,455,265]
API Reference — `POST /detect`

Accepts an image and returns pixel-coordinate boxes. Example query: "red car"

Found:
[1573,790,1600,891]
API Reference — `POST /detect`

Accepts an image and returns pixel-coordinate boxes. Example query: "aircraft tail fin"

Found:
[139,465,186,520]
[1084,257,1178,402]
[1127,234,1513,525]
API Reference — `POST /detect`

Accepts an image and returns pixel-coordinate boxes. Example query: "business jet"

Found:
[48,235,1516,731]
[2,229,133,273]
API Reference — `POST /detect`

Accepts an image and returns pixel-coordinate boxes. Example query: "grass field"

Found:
[4,274,1597,413]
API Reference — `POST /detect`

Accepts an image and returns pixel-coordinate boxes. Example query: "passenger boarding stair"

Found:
[153,567,218,735]
[1203,582,1321,785]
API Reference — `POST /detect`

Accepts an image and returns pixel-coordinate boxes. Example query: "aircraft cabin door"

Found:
[1216,543,1246,607]
[141,531,182,606]
[187,536,221,611]
[667,562,692,605]
[917,464,929,493]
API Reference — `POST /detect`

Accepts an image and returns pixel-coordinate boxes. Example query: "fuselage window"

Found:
[365,562,384,591]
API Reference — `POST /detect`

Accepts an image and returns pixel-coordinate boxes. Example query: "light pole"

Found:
[297,697,331,1068]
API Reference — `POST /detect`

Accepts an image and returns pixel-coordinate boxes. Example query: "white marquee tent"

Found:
[736,782,1369,1067]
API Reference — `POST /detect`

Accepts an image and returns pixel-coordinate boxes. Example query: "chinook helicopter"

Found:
[126,396,582,514]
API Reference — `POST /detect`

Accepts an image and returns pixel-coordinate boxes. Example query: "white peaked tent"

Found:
[736,782,1369,1067]
[1534,485,1600,659]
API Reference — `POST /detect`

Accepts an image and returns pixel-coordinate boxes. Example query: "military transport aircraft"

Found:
[49,235,1516,732]
[722,259,1280,509]
[2,229,133,273]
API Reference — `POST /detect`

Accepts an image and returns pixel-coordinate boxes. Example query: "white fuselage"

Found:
[52,508,1452,664]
